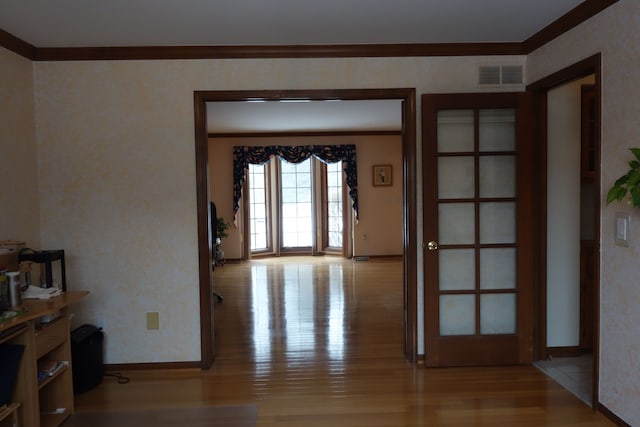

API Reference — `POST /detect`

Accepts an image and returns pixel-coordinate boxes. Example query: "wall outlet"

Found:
[146,312,160,330]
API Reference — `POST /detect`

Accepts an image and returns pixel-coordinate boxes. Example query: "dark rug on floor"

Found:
[61,405,258,427]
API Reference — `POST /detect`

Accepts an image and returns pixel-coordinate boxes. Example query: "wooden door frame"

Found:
[527,53,602,407]
[194,88,418,368]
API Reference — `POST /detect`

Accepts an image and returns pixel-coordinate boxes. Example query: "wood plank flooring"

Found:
[74,256,613,426]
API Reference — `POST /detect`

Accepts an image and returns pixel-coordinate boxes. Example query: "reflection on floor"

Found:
[73,257,613,425]
[534,353,593,406]
[213,256,405,370]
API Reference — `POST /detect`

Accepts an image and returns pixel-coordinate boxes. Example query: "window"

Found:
[281,159,314,248]
[326,161,343,248]
[249,163,269,251]
[247,157,345,255]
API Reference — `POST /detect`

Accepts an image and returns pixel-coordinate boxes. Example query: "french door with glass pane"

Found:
[422,93,534,367]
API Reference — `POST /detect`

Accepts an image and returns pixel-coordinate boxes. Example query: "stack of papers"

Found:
[22,286,63,300]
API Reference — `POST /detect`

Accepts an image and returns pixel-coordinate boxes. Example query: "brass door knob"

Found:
[426,241,438,251]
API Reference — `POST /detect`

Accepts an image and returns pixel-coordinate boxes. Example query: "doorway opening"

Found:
[193,89,417,368]
[528,54,601,407]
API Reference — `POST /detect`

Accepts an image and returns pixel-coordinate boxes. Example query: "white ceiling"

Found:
[0,0,585,133]
[0,0,583,48]
[207,100,403,134]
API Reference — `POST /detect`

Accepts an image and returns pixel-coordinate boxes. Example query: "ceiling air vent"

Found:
[478,65,501,85]
[501,65,523,84]
[478,65,524,86]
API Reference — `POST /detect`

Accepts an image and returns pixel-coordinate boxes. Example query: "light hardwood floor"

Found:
[74,256,613,426]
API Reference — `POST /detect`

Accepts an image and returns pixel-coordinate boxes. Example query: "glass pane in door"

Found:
[479,155,516,198]
[480,294,516,334]
[479,202,516,244]
[440,295,475,336]
[438,156,475,199]
[437,110,474,152]
[479,109,516,151]
[439,249,475,291]
[480,248,516,290]
[438,203,475,244]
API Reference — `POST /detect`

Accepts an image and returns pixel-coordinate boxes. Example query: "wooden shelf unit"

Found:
[0,292,87,427]
[35,316,73,427]
[0,402,21,427]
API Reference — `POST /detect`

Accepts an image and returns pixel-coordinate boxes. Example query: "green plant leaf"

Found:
[632,187,640,207]
[607,148,640,207]
[627,170,640,186]
[216,217,230,239]
[614,174,629,186]
[607,186,627,204]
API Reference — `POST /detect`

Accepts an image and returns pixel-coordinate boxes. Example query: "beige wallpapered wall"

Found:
[0,48,41,248]
[528,0,640,424]
[29,55,524,364]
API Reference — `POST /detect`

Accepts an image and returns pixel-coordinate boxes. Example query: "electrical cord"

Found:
[104,372,130,384]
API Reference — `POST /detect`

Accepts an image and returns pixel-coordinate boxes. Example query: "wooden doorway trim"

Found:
[527,53,602,407]
[194,88,418,368]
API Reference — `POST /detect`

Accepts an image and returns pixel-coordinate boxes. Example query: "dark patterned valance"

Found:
[233,145,358,220]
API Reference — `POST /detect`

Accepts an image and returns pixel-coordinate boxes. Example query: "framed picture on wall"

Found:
[372,165,392,186]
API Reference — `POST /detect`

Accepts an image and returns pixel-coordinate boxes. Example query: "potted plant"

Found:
[215,217,230,264]
[607,148,640,207]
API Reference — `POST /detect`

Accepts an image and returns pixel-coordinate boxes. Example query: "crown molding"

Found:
[0,28,36,60]
[524,0,619,53]
[0,0,618,62]
[33,43,524,61]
